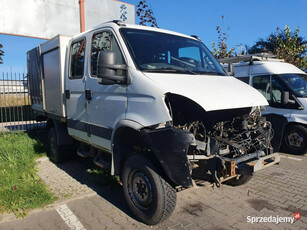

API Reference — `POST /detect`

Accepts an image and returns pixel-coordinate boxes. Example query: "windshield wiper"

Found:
[144,67,197,75]
[197,70,226,76]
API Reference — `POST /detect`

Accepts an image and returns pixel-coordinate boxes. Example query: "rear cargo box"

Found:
[27,35,72,118]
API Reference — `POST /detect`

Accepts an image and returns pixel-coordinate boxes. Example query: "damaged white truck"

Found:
[27,21,280,225]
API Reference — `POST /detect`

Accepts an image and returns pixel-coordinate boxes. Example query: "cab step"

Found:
[94,158,111,169]
[77,143,92,158]
[77,149,91,158]
[94,151,111,169]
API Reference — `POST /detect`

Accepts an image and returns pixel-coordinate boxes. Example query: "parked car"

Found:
[220,54,307,154]
[27,21,280,225]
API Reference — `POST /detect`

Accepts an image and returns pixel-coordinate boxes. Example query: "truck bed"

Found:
[27,35,72,118]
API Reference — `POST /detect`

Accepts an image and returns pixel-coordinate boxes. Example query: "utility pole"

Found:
[79,0,85,32]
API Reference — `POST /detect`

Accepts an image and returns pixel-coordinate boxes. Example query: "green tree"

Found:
[211,16,236,59]
[249,25,307,70]
[276,26,307,70]
[0,44,4,64]
[136,0,158,27]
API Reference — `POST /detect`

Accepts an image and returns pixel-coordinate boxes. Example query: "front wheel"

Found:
[283,124,307,155]
[224,174,253,186]
[122,154,176,225]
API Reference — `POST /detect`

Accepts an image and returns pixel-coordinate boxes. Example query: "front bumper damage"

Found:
[219,152,280,183]
[141,126,280,188]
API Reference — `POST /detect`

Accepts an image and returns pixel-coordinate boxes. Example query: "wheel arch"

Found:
[111,120,193,187]
[111,120,146,176]
[284,121,307,129]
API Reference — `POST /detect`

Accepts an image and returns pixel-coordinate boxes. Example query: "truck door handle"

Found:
[85,89,92,100]
[65,90,70,99]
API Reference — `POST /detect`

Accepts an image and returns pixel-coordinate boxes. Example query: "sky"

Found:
[0,0,306,74]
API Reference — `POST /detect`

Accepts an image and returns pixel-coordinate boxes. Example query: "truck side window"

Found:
[270,76,287,105]
[237,77,249,84]
[69,39,86,79]
[253,75,270,101]
[91,31,124,76]
[253,75,287,106]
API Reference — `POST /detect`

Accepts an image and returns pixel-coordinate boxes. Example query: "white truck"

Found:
[220,54,307,154]
[27,21,280,225]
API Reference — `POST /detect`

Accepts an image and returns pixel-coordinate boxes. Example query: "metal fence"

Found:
[0,72,45,133]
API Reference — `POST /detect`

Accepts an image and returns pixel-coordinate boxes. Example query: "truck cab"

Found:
[28,22,280,225]
[221,55,307,154]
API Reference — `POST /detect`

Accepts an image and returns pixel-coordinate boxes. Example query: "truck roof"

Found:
[232,61,306,77]
[72,20,199,41]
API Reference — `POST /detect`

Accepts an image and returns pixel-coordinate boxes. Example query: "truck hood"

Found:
[143,73,268,111]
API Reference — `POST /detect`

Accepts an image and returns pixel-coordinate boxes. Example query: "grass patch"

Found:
[0,132,55,217]
[85,164,122,190]
[0,94,30,107]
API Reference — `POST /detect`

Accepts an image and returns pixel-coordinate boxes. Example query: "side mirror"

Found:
[97,51,127,85]
[281,91,289,105]
[281,91,296,105]
[228,63,234,76]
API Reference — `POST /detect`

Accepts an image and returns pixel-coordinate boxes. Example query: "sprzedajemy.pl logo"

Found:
[247,213,301,224]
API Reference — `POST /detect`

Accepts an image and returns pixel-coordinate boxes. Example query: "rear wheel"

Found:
[283,124,307,155]
[48,127,65,163]
[122,154,176,225]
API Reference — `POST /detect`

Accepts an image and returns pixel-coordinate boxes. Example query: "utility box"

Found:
[27,34,72,117]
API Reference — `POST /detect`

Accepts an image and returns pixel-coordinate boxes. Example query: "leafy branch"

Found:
[0,44,4,64]
[211,16,236,59]
[136,0,158,27]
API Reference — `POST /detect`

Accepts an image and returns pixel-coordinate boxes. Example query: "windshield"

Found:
[120,28,226,76]
[279,73,307,97]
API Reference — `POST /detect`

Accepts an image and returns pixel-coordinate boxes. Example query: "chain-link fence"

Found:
[0,72,45,133]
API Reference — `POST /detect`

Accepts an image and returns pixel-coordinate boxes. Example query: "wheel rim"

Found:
[49,134,57,160]
[287,131,304,148]
[128,170,153,211]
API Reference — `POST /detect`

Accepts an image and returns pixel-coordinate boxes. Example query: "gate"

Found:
[0,72,45,133]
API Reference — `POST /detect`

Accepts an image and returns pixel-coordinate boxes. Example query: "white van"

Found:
[221,55,307,154]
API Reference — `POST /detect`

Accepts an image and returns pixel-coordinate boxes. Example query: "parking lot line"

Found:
[55,204,86,230]
[280,155,302,161]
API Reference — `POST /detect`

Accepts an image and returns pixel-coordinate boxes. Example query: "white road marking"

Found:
[55,204,86,230]
[280,155,302,161]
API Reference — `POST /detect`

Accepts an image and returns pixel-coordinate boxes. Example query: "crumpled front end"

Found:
[142,93,280,188]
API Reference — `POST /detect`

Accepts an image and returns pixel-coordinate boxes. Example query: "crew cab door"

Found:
[65,37,89,142]
[85,29,127,151]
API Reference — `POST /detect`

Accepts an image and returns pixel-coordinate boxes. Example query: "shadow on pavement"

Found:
[28,128,135,220]
[58,158,134,218]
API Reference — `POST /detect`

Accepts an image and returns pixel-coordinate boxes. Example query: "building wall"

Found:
[0,0,135,39]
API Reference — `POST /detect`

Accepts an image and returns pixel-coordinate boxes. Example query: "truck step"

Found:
[94,150,111,169]
[77,149,91,158]
[94,158,111,169]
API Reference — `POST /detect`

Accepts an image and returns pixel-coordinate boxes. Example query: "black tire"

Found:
[283,124,307,155]
[224,174,253,186]
[122,154,176,225]
[48,127,65,163]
